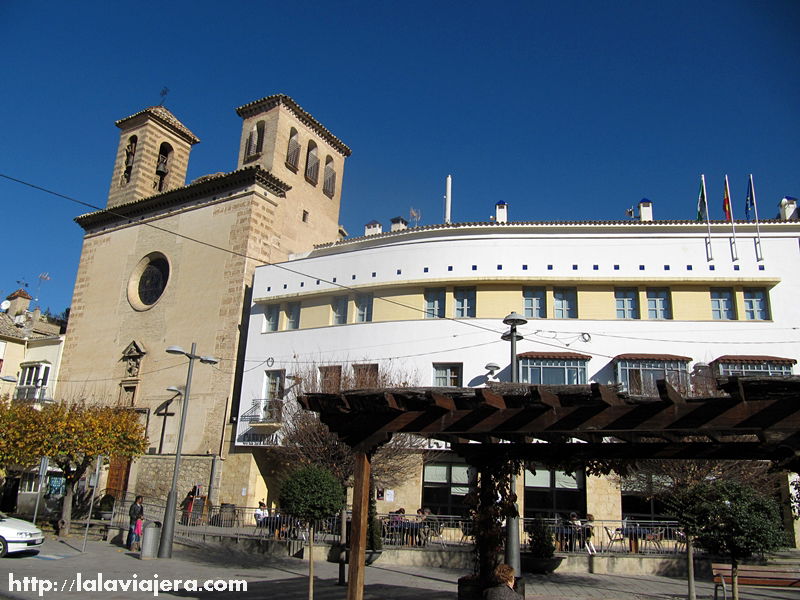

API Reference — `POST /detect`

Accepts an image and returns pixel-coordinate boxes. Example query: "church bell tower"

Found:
[106,106,200,209]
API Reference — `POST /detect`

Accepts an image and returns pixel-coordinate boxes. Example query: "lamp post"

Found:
[501,311,527,576]
[158,343,218,559]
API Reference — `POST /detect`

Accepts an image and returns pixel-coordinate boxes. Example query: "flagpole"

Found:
[701,174,713,261]
[750,174,764,261]
[725,175,738,261]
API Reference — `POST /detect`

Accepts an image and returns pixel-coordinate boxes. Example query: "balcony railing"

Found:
[240,399,284,433]
[14,386,51,403]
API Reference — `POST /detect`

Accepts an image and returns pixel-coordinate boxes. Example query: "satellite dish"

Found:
[0,300,10,311]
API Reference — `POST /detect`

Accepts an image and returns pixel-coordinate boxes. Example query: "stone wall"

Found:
[131,454,214,502]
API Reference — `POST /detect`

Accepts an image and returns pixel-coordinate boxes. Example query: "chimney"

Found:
[364,220,383,236]
[638,198,653,222]
[779,197,798,221]
[495,201,508,223]
[6,289,32,317]
[390,216,408,232]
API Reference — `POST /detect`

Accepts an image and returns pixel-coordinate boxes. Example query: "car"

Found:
[0,511,44,557]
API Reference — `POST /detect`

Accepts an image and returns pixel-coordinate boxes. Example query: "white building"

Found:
[238,198,800,520]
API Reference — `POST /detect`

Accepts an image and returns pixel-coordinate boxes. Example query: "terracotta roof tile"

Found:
[7,288,32,300]
[116,105,200,144]
[614,353,692,362]
[235,94,351,157]
[517,351,592,360]
[712,355,797,365]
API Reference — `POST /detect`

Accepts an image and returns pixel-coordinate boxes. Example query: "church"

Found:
[58,95,350,507]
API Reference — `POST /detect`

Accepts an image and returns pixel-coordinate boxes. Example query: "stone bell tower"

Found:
[106,106,200,209]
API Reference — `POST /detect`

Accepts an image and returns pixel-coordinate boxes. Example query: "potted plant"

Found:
[95,494,116,520]
[522,518,563,574]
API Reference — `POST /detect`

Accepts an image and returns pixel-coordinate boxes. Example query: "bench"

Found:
[712,563,800,600]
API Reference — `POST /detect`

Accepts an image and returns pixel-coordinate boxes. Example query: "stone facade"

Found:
[59,96,350,509]
[130,454,214,502]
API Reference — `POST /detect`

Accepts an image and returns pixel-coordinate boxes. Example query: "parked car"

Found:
[0,511,44,557]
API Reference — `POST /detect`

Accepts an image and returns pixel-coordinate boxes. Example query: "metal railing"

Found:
[110,500,688,556]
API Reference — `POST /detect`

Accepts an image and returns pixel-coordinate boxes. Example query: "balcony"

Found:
[240,399,284,433]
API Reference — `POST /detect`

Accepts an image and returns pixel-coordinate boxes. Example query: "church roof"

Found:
[236,94,351,157]
[75,166,290,230]
[116,105,200,144]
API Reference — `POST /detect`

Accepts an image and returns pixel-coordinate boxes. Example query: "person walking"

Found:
[483,564,523,599]
[126,495,144,550]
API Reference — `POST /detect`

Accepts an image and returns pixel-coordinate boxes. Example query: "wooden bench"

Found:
[712,563,800,600]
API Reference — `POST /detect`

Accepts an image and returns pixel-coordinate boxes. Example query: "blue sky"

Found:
[1,1,798,313]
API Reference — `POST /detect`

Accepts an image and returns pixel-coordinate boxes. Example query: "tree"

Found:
[669,480,786,600]
[279,465,344,600]
[21,402,148,533]
[0,403,39,472]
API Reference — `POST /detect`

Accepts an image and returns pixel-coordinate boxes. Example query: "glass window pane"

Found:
[525,468,551,487]
[554,471,579,489]
[424,465,448,483]
[451,465,470,484]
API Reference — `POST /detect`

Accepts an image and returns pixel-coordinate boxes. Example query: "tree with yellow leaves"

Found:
[11,402,147,533]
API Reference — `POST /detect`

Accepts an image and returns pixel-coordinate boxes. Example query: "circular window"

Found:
[128,253,170,311]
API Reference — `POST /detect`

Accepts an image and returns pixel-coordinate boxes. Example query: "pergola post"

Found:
[347,451,371,600]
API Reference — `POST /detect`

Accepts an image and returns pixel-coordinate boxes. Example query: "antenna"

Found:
[35,272,51,302]
[409,207,421,227]
[625,207,635,218]
[158,87,170,106]
[0,300,10,312]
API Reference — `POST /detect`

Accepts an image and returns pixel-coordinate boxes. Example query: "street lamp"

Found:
[501,311,527,577]
[158,343,218,559]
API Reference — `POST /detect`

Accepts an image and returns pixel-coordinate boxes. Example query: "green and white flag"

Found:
[696,174,708,221]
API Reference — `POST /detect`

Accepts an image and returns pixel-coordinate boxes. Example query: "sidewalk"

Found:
[2,537,798,599]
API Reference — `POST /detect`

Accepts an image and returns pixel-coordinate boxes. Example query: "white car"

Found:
[0,512,45,557]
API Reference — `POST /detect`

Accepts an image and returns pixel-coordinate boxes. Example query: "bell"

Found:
[156,156,169,176]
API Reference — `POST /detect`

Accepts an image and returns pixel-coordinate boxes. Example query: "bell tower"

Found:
[106,106,200,209]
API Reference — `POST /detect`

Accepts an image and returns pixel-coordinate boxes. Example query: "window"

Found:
[433,363,462,386]
[353,363,379,387]
[15,363,51,401]
[263,370,285,399]
[355,293,373,323]
[519,358,587,385]
[122,135,137,184]
[128,252,170,311]
[264,305,280,332]
[323,156,336,198]
[553,287,577,319]
[713,357,794,377]
[305,141,319,184]
[319,365,342,393]
[245,120,265,158]
[454,287,476,318]
[523,466,586,519]
[332,296,348,325]
[710,288,735,320]
[743,288,769,320]
[615,288,639,319]
[424,288,445,319]
[286,128,300,170]
[523,287,545,319]
[155,142,173,191]
[616,357,689,396]
[286,302,300,330]
[302,210,309,223]
[646,288,672,320]
[422,461,475,516]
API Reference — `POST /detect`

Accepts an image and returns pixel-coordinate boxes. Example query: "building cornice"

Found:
[75,167,290,231]
[235,94,351,157]
[314,219,800,253]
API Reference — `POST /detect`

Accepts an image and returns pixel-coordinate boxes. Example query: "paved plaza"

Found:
[1,537,799,599]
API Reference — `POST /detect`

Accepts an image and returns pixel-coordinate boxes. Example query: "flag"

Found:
[745,175,756,221]
[722,176,732,221]
[696,175,708,221]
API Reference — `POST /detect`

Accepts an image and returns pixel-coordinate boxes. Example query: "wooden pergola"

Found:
[299,376,800,600]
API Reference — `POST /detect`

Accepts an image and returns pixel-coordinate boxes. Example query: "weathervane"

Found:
[158,87,170,106]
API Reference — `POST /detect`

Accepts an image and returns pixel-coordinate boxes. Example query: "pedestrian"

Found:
[584,513,597,555]
[483,563,523,599]
[127,495,144,550]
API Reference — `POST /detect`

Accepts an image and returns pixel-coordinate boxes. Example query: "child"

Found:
[132,517,143,552]
[584,513,596,555]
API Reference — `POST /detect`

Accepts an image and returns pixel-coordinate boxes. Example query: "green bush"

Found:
[279,465,344,522]
[525,519,556,558]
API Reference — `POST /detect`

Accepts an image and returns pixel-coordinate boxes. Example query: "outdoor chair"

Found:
[459,520,474,544]
[423,519,447,548]
[642,527,664,553]
[604,526,626,552]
